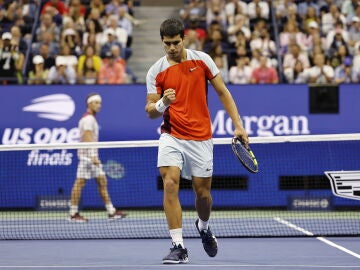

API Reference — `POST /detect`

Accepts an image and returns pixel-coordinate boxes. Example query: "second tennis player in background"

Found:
[145,18,249,264]
[69,92,127,222]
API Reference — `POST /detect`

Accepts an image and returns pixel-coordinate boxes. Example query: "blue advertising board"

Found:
[0,84,359,209]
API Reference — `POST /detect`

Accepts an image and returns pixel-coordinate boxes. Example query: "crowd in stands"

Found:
[1,0,360,85]
[179,0,360,84]
[0,0,138,85]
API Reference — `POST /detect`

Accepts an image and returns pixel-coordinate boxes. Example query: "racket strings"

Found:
[233,141,258,172]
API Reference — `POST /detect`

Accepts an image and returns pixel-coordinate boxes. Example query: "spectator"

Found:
[0,32,24,84]
[82,19,103,50]
[47,56,76,84]
[348,16,360,50]
[203,29,229,54]
[275,0,298,21]
[206,0,227,29]
[41,0,68,15]
[77,45,102,82]
[251,55,279,84]
[279,5,302,31]
[89,0,105,15]
[98,51,126,84]
[305,53,334,83]
[105,0,127,16]
[229,56,253,84]
[57,44,78,70]
[100,28,122,58]
[36,13,61,43]
[279,20,306,54]
[28,55,49,85]
[225,0,248,26]
[214,54,229,83]
[63,0,86,33]
[322,4,346,35]
[334,57,359,83]
[42,5,63,27]
[184,19,207,47]
[229,44,250,68]
[247,0,270,24]
[79,57,98,84]
[179,0,207,25]
[325,21,349,53]
[60,28,82,56]
[85,32,102,56]
[101,15,128,49]
[298,0,320,19]
[341,0,359,17]
[110,44,137,82]
[32,31,59,57]
[184,28,203,50]
[10,25,27,54]
[230,30,250,52]
[284,60,308,83]
[38,43,56,70]
[249,29,277,60]
[118,6,133,48]
[329,44,351,69]
[249,48,272,69]
[227,14,251,44]
[283,43,310,71]
[303,6,320,32]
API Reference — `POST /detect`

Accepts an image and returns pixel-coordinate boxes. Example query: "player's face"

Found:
[162,35,184,62]
[89,100,101,113]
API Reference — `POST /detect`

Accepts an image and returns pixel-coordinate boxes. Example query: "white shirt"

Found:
[78,114,99,158]
[247,1,269,20]
[229,65,253,84]
[305,65,334,83]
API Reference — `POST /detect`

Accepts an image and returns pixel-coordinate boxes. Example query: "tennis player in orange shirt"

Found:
[145,18,248,264]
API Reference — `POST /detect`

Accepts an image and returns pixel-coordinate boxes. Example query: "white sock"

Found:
[70,205,78,216]
[198,218,209,231]
[105,203,116,215]
[169,228,184,248]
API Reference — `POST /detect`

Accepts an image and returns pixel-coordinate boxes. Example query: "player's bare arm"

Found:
[145,88,176,119]
[210,74,249,145]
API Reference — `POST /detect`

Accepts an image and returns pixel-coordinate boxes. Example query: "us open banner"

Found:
[0,84,359,145]
[0,84,359,209]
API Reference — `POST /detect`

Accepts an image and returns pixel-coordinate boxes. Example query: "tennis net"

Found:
[0,134,359,240]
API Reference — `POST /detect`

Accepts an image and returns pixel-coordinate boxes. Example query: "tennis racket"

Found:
[231,137,258,173]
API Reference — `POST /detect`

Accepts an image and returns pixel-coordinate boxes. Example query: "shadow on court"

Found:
[0,238,359,269]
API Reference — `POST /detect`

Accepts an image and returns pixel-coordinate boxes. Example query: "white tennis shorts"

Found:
[76,158,105,179]
[157,133,213,180]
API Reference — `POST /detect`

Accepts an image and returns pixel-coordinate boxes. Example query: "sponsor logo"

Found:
[325,171,360,201]
[23,94,75,121]
[288,196,332,210]
[103,160,125,179]
[2,127,79,144]
[189,67,198,72]
[36,195,72,211]
[1,94,79,167]
[27,150,73,166]
[212,110,310,136]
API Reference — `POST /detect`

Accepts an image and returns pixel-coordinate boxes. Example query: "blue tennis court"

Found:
[1,237,359,269]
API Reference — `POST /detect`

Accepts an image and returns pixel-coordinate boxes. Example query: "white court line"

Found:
[274,217,360,259]
[0,265,359,268]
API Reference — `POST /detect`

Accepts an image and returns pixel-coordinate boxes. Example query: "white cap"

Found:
[352,16,360,22]
[105,28,116,36]
[308,21,319,29]
[56,56,67,66]
[1,32,12,40]
[33,55,44,65]
[63,28,76,36]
